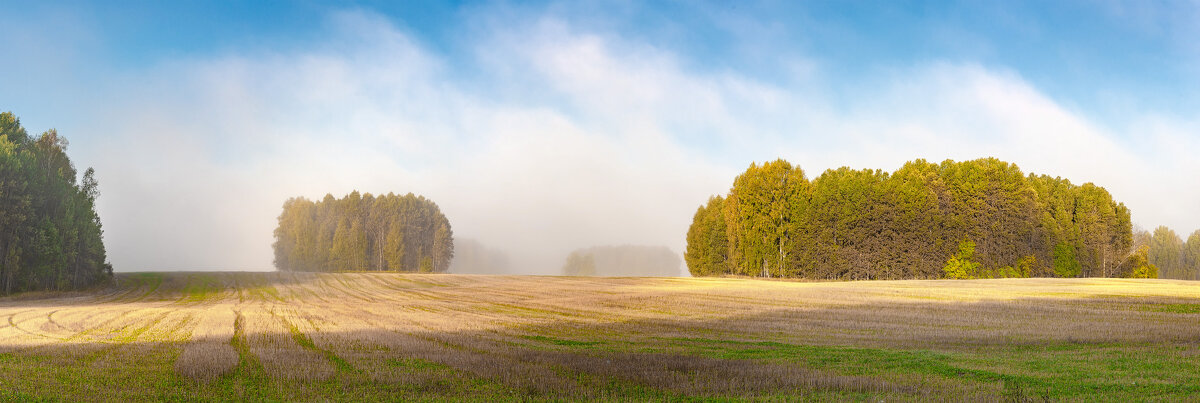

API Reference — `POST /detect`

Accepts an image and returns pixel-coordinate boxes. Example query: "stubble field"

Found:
[0,272,1198,401]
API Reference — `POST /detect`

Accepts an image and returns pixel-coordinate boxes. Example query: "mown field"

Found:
[0,273,1198,401]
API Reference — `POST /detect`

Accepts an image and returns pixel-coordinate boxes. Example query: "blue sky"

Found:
[2,1,1198,271]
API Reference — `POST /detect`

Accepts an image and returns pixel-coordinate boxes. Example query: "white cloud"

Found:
[69,8,1200,273]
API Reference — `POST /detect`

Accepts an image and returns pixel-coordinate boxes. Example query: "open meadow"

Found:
[1,273,1198,401]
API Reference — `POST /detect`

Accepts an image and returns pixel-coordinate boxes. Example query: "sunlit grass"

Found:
[0,272,1197,400]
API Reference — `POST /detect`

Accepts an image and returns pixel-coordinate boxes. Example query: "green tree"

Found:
[685,157,1134,281]
[943,240,981,279]
[1052,242,1081,278]
[0,112,111,294]
[804,167,889,279]
[685,196,728,276]
[724,160,807,278]
[881,160,947,279]
[1120,245,1158,279]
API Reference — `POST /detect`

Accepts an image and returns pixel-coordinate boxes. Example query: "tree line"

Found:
[686,158,1155,280]
[273,191,453,272]
[1135,226,1200,280]
[0,112,111,294]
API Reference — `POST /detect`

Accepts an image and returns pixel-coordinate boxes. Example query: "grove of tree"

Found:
[1132,226,1200,280]
[273,191,453,272]
[562,245,682,277]
[0,112,112,294]
[686,158,1153,280]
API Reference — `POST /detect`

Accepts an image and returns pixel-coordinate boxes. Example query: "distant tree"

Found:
[1131,226,1152,256]
[1186,230,1200,280]
[273,191,453,273]
[562,251,596,276]
[563,245,680,277]
[1148,226,1183,278]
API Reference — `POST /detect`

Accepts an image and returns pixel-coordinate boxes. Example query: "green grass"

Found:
[280,314,362,375]
[4,273,1200,401]
[524,335,605,348]
[648,337,1200,400]
[1140,303,1200,314]
[181,274,223,302]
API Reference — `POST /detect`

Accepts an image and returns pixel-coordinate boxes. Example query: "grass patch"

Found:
[1140,303,1200,314]
[524,335,604,348]
[663,337,1200,399]
[181,274,223,302]
[278,314,361,376]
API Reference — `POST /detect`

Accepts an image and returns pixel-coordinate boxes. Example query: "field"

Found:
[1,273,1198,401]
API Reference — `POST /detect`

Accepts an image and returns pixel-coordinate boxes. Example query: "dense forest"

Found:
[0,112,111,294]
[1135,226,1200,280]
[686,158,1159,280]
[273,191,453,272]
[562,245,682,277]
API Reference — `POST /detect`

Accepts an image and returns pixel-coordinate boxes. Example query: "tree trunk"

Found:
[0,242,7,296]
[777,240,785,277]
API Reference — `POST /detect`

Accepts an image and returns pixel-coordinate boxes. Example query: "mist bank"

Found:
[448,239,512,275]
[561,245,683,277]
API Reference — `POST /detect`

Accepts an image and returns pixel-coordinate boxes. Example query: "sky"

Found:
[1,0,1198,273]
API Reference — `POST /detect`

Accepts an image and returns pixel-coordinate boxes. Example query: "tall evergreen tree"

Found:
[0,112,111,294]
[685,196,728,276]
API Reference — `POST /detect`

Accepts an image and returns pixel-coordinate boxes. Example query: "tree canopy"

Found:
[273,191,453,272]
[686,158,1144,279]
[0,112,112,294]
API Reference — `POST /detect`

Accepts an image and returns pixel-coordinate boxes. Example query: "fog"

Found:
[7,8,1200,274]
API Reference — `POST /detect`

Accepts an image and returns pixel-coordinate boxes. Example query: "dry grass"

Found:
[0,272,1198,401]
